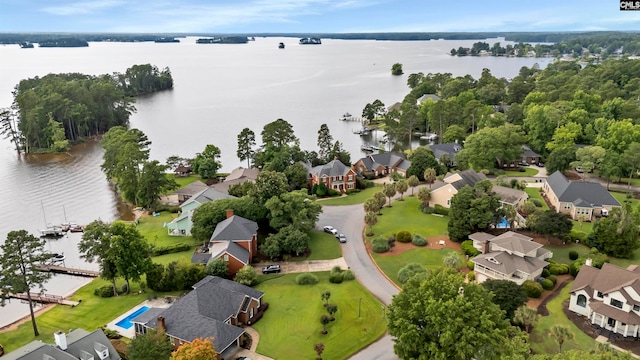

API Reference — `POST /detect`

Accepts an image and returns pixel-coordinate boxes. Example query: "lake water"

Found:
[0,37,550,327]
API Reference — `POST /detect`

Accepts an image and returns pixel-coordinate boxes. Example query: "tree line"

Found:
[0,64,172,154]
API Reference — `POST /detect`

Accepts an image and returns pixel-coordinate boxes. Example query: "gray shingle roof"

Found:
[490,231,541,255]
[417,94,441,103]
[469,232,496,243]
[142,276,262,353]
[546,171,621,207]
[493,186,527,205]
[182,187,235,208]
[445,169,487,190]
[472,251,548,275]
[173,180,208,196]
[355,152,411,173]
[4,329,120,360]
[224,167,259,182]
[210,215,258,241]
[521,145,540,158]
[191,252,212,265]
[429,143,462,161]
[132,307,165,325]
[211,241,250,265]
[309,159,352,178]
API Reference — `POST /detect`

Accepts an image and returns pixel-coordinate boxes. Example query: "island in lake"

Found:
[154,37,180,43]
[196,36,249,44]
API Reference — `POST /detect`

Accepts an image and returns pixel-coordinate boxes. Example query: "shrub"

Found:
[531,199,543,207]
[467,260,475,270]
[412,234,427,246]
[397,263,427,284]
[396,230,412,243]
[151,243,191,256]
[569,250,579,261]
[342,270,355,281]
[522,280,543,298]
[518,167,526,172]
[155,204,181,213]
[327,189,340,197]
[419,204,435,214]
[542,268,550,277]
[548,263,570,275]
[467,271,475,282]
[568,230,587,243]
[94,285,114,298]
[547,274,557,285]
[433,204,449,216]
[234,265,259,286]
[372,236,390,253]
[331,266,343,274]
[461,240,481,257]
[296,273,319,285]
[345,189,360,195]
[329,273,344,283]
[541,279,554,290]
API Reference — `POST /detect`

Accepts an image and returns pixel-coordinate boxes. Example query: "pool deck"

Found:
[106,298,172,338]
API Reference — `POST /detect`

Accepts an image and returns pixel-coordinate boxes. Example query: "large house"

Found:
[303,159,357,193]
[428,142,462,167]
[167,187,235,236]
[191,210,258,276]
[470,231,552,285]
[500,145,541,168]
[4,328,120,360]
[569,262,640,337]
[543,171,621,221]
[173,180,209,204]
[352,152,411,178]
[132,276,265,359]
[430,170,528,210]
[211,167,259,194]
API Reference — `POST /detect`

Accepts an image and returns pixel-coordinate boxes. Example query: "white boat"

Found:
[420,133,438,141]
[40,227,65,238]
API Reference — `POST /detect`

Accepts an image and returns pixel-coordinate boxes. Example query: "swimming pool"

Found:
[496,216,511,229]
[115,306,149,330]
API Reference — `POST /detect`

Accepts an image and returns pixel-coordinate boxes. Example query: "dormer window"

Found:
[597,291,603,298]
[94,342,109,360]
[610,299,623,309]
[634,305,640,312]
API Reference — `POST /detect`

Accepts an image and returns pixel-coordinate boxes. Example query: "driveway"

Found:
[318,203,400,360]
[253,258,348,274]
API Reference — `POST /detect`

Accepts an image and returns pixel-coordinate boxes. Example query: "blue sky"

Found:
[0,0,638,33]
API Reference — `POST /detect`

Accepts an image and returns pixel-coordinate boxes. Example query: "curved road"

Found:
[318,203,400,360]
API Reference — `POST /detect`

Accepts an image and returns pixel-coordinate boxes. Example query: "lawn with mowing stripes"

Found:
[366,196,449,240]
[253,272,386,360]
[318,186,383,205]
[373,247,458,285]
[525,187,549,210]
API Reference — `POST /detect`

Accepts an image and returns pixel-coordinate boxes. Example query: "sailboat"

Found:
[39,202,64,238]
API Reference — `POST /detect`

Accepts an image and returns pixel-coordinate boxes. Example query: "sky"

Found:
[0,0,639,33]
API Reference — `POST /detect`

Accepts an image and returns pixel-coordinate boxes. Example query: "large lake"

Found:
[0,37,550,327]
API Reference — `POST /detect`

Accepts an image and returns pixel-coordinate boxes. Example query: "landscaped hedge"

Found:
[94,285,115,298]
[542,268,550,277]
[461,240,480,257]
[329,273,344,283]
[546,274,557,285]
[531,199,543,207]
[467,271,475,282]
[342,269,355,280]
[467,260,475,270]
[433,204,449,216]
[567,230,587,243]
[541,278,554,290]
[548,263,570,275]
[411,234,427,246]
[396,230,412,243]
[569,250,579,261]
[372,236,390,253]
[522,280,543,298]
[295,273,319,285]
[151,243,192,256]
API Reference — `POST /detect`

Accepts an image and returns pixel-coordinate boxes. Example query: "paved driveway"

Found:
[318,203,400,360]
[253,258,348,274]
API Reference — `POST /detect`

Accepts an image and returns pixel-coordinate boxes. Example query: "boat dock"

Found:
[37,264,99,277]
[8,292,80,307]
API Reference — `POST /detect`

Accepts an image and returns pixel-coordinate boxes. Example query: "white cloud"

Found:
[41,0,126,15]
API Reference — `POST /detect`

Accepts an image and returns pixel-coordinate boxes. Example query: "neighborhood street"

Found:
[318,203,400,360]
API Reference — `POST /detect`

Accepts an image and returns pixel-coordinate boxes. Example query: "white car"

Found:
[323,225,338,235]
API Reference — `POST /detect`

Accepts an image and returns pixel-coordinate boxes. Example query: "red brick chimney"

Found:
[226,209,234,219]
[157,316,166,333]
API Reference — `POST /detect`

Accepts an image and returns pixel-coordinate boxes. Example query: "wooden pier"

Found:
[8,292,80,307]
[37,264,99,277]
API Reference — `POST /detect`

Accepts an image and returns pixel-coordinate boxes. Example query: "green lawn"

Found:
[530,283,595,354]
[504,167,540,177]
[366,196,449,240]
[302,231,342,261]
[610,191,640,208]
[544,243,592,265]
[253,272,387,360]
[318,186,383,206]
[165,174,203,193]
[0,278,149,353]
[373,248,458,285]
[136,212,200,248]
[525,188,549,210]
[572,219,594,235]
[152,249,196,265]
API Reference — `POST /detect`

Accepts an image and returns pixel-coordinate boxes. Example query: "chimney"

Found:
[482,241,491,255]
[54,330,68,350]
[157,316,166,333]
[226,209,234,219]
[585,258,593,267]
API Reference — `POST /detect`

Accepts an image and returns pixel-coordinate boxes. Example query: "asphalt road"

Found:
[318,203,400,360]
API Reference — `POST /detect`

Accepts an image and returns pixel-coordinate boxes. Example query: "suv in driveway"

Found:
[336,234,347,243]
[323,225,338,236]
[262,264,281,274]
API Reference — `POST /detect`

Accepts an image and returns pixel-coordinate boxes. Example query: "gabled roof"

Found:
[546,171,621,208]
[182,187,235,208]
[224,167,259,182]
[141,276,263,353]
[429,143,462,160]
[489,231,541,255]
[493,186,527,205]
[521,145,540,158]
[173,180,208,196]
[417,94,441,103]
[174,164,192,173]
[1,342,77,360]
[210,215,258,241]
[571,263,640,296]
[444,169,487,190]
[4,329,121,360]
[211,241,250,265]
[472,251,548,275]
[308,159,352,178]
[355,152,411,172]
[590,300,640,325]
[469,232,496,243]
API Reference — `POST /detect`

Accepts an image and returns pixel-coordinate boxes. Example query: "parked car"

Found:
[337,234,347,243]
[536,162,544,167]
[262,264,281,274]
[323,225,338,235]
[236,357,253,360]
[519,161,529,166]
[575,166,583,173]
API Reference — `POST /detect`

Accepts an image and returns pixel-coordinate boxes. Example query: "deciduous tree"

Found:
[592,204,639,258]
[448,181,501,241]
[137,160,178,210]
[109,222,153,294]
[264,190,322,232]
[383,183,396,207]
[527,210,573,241]
[482,280,529,319]
[234,265,258,286]
[170,337,217,360]
[0,230,52,336]
[192,144,222,179]
[128,330,173,360]
[395,179,408,200]
[407,147,442,180]
[407,175,420,196]
[79,220,119,296]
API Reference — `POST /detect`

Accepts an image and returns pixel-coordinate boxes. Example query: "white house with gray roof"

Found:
[132,276,265,359]
[4,328,120,360]
[167,187,235,236]
[470,231,552,285]
[543,171,621,221]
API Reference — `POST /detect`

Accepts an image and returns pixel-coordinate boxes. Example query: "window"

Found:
[608,318,617,327]
[250,307,254,318]
[223,254,229,261]
[348,175,353,181]
[634,305,640,312]
[610,299,623,309]
[597,291,603,298]
[447,199,451,206]
[577,294,587,308]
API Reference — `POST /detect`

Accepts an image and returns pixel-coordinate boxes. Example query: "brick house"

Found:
[303,159,357,193]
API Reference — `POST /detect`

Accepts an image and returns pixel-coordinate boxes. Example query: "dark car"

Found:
[536,162,544,167]
[262,264,281,274]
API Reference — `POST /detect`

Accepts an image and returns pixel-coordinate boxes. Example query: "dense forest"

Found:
[451,33,640,58]
[0,64,173,153]
[382,58,640,183]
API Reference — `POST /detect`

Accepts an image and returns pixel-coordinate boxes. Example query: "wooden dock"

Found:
[37,264,99,277]
[8,292,80,306]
